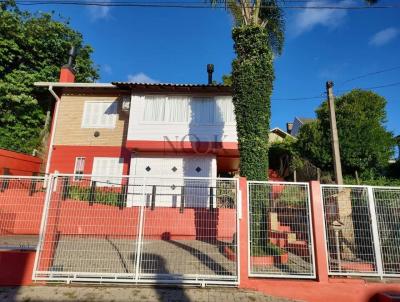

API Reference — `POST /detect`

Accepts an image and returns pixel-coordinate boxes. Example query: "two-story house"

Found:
[36,65,239,191]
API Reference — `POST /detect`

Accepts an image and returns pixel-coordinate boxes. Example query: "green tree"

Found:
[0,2,99,154]
[211,0,284,181]
[296,89,395,177]
[213,0,377,180]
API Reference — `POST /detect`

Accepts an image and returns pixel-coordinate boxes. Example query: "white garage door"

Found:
[127,154,216,207]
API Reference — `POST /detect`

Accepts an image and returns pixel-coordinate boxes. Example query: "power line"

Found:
[10,0,400,9]
[338,65,400,85]
[272,94,325,101]
[273,80,400,102]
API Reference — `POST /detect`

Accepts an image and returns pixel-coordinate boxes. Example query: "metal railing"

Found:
[321,184,400,278]
[0,175,47,251]
[247,181,315,278]
[33,174,239,285]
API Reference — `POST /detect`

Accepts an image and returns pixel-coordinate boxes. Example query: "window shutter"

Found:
[82,101,117,128]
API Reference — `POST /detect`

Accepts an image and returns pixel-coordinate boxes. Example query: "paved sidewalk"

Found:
[0,286,302,302]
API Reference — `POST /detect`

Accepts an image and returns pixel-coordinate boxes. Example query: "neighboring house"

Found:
[269,127,295,143]
[36,64,239,186]
[289,117,315,137]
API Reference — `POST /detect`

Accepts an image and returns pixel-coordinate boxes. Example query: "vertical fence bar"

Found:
[180,186,185,213]
[367,186,384,278]
[135,178,146,282]
[209,186,214,211]
[89,181,96,205]
[32,174,54,279]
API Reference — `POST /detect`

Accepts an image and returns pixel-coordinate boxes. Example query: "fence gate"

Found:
[33,174,239,285]
[321,184,400,278]
[247,181,316,278]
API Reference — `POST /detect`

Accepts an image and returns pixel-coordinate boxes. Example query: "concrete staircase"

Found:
[268,213,309,257]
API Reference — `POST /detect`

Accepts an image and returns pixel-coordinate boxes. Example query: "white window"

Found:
[165,96,189,122]
[143,96,166,122]
[191,98,215,124]
[91,157,124,187]
[73,157,85,181]
[215,96,235,124]
[140,95,235,125]
[81,101,118,128]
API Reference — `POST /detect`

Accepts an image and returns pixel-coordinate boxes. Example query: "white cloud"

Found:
[87,0,111,21]
[127,72,159,83]
[292,0,352,36]
[369,27,399,47]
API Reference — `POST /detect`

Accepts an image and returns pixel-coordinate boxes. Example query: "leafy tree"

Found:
[296,89,395,177]
[213,0,378,180]
[210,0,284,181]
[0,2,99,154]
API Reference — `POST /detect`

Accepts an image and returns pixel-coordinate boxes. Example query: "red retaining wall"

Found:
[238,179,400,302]
[0,148,42,176]
[0,251,36,285]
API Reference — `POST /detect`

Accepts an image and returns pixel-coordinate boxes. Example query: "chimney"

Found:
[207,64,214,85]
[286,122,293,134]
[59,46,76,83]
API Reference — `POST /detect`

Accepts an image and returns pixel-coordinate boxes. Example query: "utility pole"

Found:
[326,81,343,185]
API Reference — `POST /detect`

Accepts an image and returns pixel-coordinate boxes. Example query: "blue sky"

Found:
[26,1,400,135]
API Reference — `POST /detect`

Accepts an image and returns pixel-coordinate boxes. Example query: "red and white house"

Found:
[36,66,239,188]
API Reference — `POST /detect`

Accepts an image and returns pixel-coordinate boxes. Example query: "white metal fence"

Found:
[0,176,47,251]
[32,174,239,285]
[247,181,315,278]
[321,185,400,277]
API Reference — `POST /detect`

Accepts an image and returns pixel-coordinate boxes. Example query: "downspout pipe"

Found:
[44,85,61,177]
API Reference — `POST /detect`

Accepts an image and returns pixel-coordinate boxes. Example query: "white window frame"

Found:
[91,157,124,187]
[139,95,236,126]
[81,101,118,129]
[141,95,191,125]
[73,157,85,181]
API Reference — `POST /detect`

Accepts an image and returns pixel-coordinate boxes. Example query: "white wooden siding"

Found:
[127,95,238,143]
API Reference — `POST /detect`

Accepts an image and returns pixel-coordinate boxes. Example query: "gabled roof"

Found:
[270,127,296,139]
[296,117,315,125]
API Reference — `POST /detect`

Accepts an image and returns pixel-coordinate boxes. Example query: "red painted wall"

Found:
[49,145,131,174]
[0,149,42,176]
[0,251,36,285]
[238,178,400,302]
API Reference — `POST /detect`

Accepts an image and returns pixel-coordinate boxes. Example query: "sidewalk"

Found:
[0,286,302,302]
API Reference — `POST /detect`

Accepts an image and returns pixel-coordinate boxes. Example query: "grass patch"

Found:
[67,186,125,207]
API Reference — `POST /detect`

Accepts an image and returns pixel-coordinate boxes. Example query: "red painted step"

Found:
[286,240,309,257]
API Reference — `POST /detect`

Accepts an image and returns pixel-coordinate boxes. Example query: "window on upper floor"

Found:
[141,96,235,125]
[81,101,118,128]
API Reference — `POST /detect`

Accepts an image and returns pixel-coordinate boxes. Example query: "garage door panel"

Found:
[127,154,216,207]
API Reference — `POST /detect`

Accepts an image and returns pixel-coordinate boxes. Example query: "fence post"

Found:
[180,186,185,213]
[238,177,249,287]
[151,185,156,210]
[89,181,96,205]
[61,177,70,201]
[309,181,329,283]
[367,186,384,278]
[29,172,38,196]
[1,168,10,192]
[209,186,214,211]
